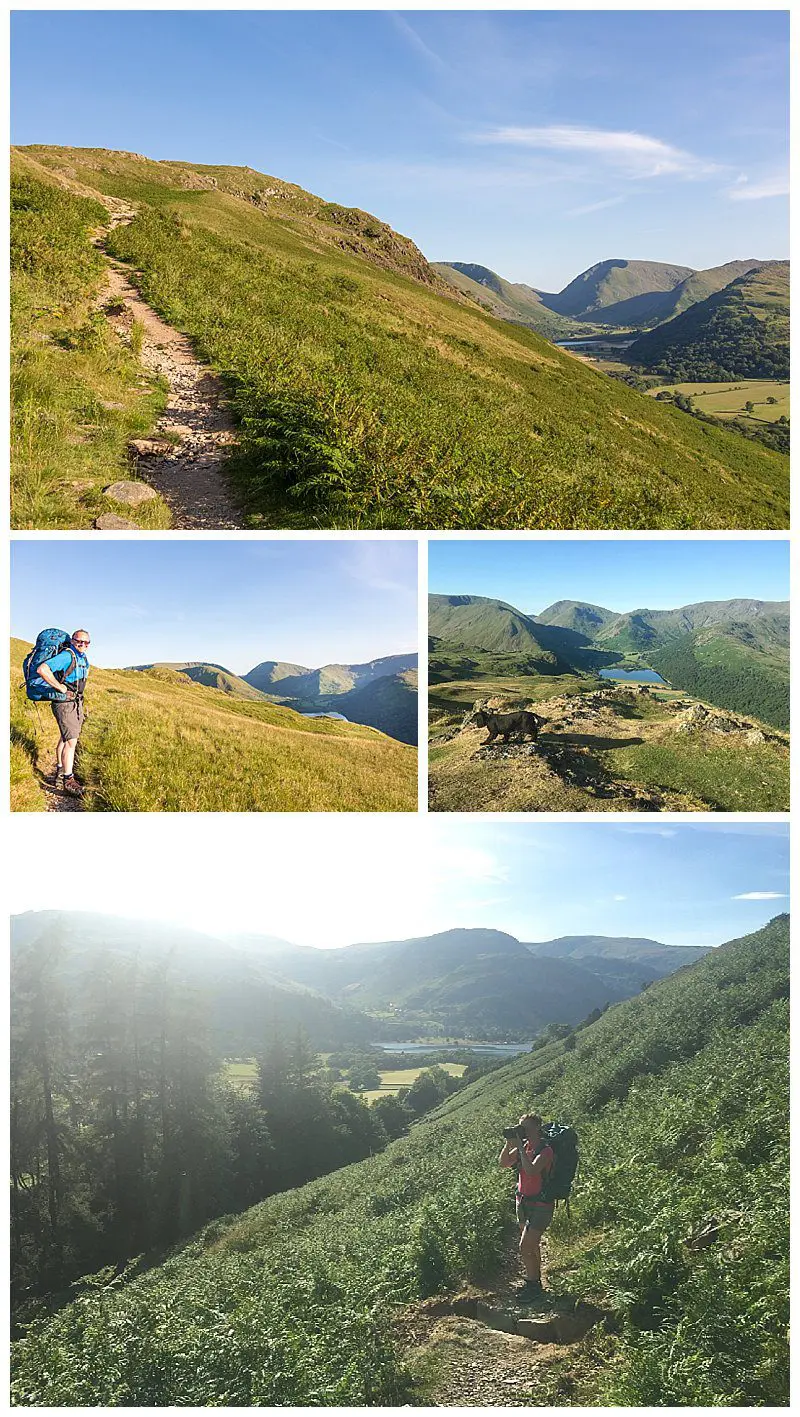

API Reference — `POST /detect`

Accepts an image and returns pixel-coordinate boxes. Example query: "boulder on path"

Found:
[94,512,140,530]
[104,479,158,507]
[745,729,767,745]
[128,437,174,457]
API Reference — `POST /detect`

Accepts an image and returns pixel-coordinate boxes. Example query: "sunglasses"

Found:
[73,638,90,646]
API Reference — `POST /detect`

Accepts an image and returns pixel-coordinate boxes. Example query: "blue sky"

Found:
[429,538,789,614]
[9,817,788,952]
[11,10,788,288]
[11,540,418,672]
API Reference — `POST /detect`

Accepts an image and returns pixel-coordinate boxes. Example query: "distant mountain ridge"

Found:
[430,590,789,731]
[223,924,715,1039]
[428,593,568,668]
[436,255,776,336]
[129,652,418,742]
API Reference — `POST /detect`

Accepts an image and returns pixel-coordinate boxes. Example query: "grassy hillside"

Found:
[11,916,788,1407]
[429,594,569,666]
[13,147,788,530]
[542,258,694,323]
[10,639,417,812]
[629,262,789,380]
[331,668,419,746]
[537,597,790,730]
[11,158,172,529]
[648,631,790,731]
[662,259,763,320]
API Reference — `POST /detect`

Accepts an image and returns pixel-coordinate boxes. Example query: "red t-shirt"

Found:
[516,1140,554,1198]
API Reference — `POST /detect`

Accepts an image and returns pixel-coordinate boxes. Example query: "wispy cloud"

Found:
[727,172,788,201]
[566,195,626,217]
[388,13,450,73]
[473,124,720,180]
[341,541,416,598]
[612,894,627,902]
[732,891,787,901]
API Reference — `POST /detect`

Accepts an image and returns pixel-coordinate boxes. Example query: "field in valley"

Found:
[647,379,789,426]
[224,1057,466,1103]
[10,639,417,813]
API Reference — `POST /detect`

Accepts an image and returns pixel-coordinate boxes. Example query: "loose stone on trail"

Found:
[104,479,159,506]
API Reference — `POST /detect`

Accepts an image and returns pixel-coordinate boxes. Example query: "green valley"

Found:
[10,147,789,530]
[11,912,789,1407]
[428,593,789,813]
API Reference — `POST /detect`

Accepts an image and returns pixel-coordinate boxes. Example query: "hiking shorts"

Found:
[516,1196,555,1232]
[51,697,85,742]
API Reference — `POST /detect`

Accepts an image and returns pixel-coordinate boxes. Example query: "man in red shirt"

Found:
[499,1112,554,1300]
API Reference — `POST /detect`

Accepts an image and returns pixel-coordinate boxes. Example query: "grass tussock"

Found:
[13,146,788,530]
[10,641,417,813]
[11,163,171,529]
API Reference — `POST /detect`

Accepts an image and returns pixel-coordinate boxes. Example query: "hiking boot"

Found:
[62,775,84,798]
[49,766,64,787]
[517,1279,543,1304]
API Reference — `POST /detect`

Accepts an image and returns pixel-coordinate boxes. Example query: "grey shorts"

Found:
[51,697,85,741]
[516,1196,555,1232]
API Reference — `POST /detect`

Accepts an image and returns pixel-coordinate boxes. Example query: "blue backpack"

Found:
[23,629,79,701]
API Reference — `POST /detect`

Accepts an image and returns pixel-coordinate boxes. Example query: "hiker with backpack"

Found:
[23,629,91,797]
[500,1114,578,1302]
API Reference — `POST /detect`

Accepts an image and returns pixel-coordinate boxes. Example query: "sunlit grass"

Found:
[17,146,787,530]
[11,641,417,813]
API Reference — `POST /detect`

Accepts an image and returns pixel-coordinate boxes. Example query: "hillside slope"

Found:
[540,258,694,322]
[128,660,267,700]
[11,915,788,1407]
[10,638,417,812]
[429,594,569,667]
[628,262,789,379]
[12,147,788,530]
[330,668,419,746]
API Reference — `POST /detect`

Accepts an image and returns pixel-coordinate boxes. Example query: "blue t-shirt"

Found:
[45,648,89,687]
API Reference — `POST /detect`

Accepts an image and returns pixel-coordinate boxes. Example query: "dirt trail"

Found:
[92,205,244,529]
[400,1244,602,1405]
[42,778,83,814]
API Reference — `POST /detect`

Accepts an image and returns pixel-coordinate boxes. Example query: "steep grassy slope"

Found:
[429,594,569,666]
[14,147,788,530]
[10,159,172,529]
[661,258,763,320]
[11,917,788,1407]
[330,668,419,746]
[629,262,789,380]
[10,639,417,812]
